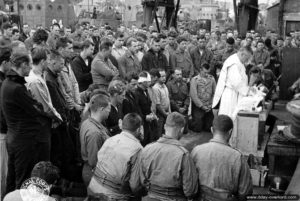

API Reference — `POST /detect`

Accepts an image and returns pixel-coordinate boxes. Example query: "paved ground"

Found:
[178,101,293,196]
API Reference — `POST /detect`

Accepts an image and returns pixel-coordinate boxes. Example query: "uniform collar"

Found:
[121,131,140,143]
[6,69,26,84]
[175,49,185,54]
[154,82,165,88]
[88,117,106,131]
[157,135,183,147]
[125,50,135,58]
[209,138,229,146]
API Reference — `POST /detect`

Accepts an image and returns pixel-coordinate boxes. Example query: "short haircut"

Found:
[149,68,160,78]
[173,67,182,74]
[108,80,125,96]
[99,41,113,51]
[246,36,253,41]
[89,89,109,102]
[31,161,60,185]
[152,37,161,43]
[165,112,186,128]
[250,66,261,74]
[177,37,188,44]
[215,31,221,36]
[213,115,233,133]
[215,63,222,70]
[264,38,272,47]
[10,50,30,68]
[89,93,110,113]
[81,40,94,50]
[257,39,264,45]
[31,47,49,65]
[136,32,147,41]
[12,29,19,35]
[238,46,253,55]
[157,33,167,40]
[197,35,206,41]
[125,72,139,82]
[122,113,142,132]
[56,37,72,49]
[126,37,137,47]
[2,22,12,30]
[49,50,63,62]
[168,31,178,38]
[226,37,235,45]
[201,62,210,70]
[158,68,165,74]
[32,29,49,45]
[0,38,12,65]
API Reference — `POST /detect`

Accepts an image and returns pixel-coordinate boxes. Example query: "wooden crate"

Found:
[232,108,270,157]
[267,140,300,181]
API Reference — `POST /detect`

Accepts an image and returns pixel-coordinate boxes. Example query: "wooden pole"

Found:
[17,0,21,29]
[172,0,180,28]
[278,0,285,37]
[154,11,160,33]
[233,0,239,33]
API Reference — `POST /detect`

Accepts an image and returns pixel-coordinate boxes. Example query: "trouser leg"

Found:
[203,110,214,132]
[11,140,37,189]
[191,103,205,132]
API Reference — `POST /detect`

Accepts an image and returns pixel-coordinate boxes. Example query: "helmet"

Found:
[269,176,289,195]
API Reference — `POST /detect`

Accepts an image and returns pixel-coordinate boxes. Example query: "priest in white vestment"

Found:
[213,47,254,120]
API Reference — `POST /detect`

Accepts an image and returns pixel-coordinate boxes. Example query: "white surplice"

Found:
[212,53,250,120]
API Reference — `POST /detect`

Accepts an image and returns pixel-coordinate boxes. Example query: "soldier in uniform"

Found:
[192,115,253,201]
[166,68,189,115]
[190,35,214,75]
[169,37,194,81]
[253,39,270,70]
[137,112,199,201]
[215,37,237,66]
[190,63,216,132]
[88,113,144,200]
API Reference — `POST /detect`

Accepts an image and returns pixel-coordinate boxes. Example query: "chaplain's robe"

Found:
[212,53,250,120]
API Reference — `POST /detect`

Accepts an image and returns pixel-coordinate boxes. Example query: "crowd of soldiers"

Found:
[0,21,292,201]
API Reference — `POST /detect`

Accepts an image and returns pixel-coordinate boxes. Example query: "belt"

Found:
[200,185,237,201]
[148,184,186,200]
[93,168,132,195]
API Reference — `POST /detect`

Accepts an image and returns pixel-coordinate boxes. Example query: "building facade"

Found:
[266,0,300,35]
[14,0,76,28]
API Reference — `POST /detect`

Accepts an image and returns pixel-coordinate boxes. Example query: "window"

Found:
[36,4,41,10]
[27,4,32,10]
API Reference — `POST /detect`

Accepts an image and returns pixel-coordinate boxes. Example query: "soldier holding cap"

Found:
[137,112,199,201]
